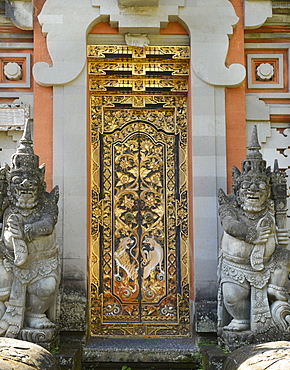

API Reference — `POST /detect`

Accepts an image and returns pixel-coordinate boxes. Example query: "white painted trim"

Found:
[245,43,290,49]
[0,43,33,49]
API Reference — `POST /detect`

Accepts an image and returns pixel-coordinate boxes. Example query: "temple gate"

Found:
[88,45,190,336]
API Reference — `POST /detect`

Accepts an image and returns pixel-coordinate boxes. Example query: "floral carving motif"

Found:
[90,45,189,336]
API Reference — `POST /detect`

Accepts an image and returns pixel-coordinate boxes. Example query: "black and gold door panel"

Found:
[89,45,190,336]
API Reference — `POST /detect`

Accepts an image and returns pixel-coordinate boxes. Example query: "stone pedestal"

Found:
[19,327,59,351]
[219,329,290,352]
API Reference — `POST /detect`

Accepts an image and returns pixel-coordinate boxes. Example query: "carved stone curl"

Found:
[0,120,59,347]
[218,126,290,350]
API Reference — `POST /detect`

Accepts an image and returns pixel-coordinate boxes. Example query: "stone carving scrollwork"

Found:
[0,120,59,348]
[34,0,245,87]
[218,126,290,351]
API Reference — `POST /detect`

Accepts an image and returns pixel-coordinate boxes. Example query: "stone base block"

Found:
[219,329,290,352]
[53,345,82,370]
[200,345,228,370]
[195,301,217,332]
[18,327,59,351]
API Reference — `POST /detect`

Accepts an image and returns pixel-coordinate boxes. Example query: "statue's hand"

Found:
[254,226,272,244]
[7,218,24,239]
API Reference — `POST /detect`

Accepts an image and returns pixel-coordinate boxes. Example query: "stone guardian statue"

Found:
[0,120,59,346]
[218,126,290,349]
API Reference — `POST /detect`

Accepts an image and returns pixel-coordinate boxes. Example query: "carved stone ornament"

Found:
[125,33,150,47]
[218,126,290,351]
[0,120,59,348]
[33,0,245,87]
[256,63,274,81]
[3,63,22,81]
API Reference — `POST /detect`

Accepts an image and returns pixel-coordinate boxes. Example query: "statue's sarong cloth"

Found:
[0,233,58,337]
[220,252,276,333]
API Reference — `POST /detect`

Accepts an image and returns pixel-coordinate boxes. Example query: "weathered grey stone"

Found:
[224,341,290,370]
[83,337,199,364]
[53,344,82,370]
[0,120,59,345]
[59,282,87,332]
[4,0,34,30]
[200,345,228,370]
[0,337,60,369]
[195,301,217,332]
[218,126,290,350]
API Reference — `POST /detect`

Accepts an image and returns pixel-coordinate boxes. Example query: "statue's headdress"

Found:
[11,119,42,173]
[7,119,46,191]
[232,125,271,195]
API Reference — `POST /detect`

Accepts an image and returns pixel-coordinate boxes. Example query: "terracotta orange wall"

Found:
[160,22,188,35]
[33,0,53,191]
[89,22,119,34]
[226,0,246,192]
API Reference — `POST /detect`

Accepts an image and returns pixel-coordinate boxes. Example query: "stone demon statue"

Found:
[218,126,290,347]
[0,120,59,341]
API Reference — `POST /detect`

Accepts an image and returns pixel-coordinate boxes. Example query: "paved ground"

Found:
[82,337,200,368]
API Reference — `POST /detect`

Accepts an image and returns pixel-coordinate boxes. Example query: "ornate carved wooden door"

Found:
[89,45,190,336]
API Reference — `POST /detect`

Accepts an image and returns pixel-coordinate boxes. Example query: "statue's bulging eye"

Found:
[242,182,250,189]
[30,179,38,186]
[259,183,266,190]
[12,176,21,184]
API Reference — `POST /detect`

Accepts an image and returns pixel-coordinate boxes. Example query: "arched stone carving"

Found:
[33,0,246,87]
[33,2,100,86]
[178,0,245,87]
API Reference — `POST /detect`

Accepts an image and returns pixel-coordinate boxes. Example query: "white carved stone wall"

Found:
[0,103,30,166]
[0,131,23,165]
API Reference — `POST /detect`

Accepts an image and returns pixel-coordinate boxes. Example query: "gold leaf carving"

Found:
[89,45,189,337]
